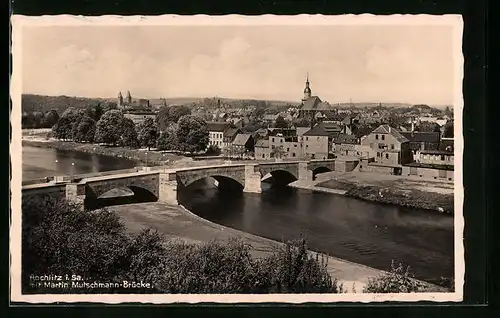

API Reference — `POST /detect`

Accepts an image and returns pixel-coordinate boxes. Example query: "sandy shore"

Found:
[109,202,445,293]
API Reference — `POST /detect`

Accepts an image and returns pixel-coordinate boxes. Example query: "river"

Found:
[22,145,454,285]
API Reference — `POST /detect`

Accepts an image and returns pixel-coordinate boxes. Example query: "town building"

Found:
[301,124,330,160]
[298,74,333,120]
[222,127,241,148]
[255,139,271,159]
[232,133,255,154]
[360,124,412,174]
[206,121,231,149]
[117,91,157,125]
[400,131,441,161]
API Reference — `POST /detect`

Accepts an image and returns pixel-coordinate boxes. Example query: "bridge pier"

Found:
[65,183,86,208]
[243,165,261,193]
[158,171,179,205]
[298,162,313,181]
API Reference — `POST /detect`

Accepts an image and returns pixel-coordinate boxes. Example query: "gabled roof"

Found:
[302,123,330,137]
[322,122,343,133]
[400,131,441,143]
[301,96,322,111]
[371,124,409,143]
[207,121,230,132]
[232,133,253,146]
[255,139,269,148]
[224,127,241,138]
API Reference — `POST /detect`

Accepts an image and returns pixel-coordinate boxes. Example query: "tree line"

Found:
[48,104,210,153]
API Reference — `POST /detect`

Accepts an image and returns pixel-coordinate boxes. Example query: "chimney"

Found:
[421,141,425,151]
[411,117,415,132]
[388,126,391,133]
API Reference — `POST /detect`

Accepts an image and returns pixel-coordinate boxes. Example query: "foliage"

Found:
[22,195,131,288]
[73,115,96,143]
[416,121,441,133]
[84,103,105,122]
[176,115,209,153]
[292,117,311,128]
[206,144,221,155]
[156,125,178,151]
[43,109,60,128]
[119,118,140,148]
[52,107,83,140]
[94,110,126,146]
[22,196,342,294]
[363,261,423,293]
[156,105,191,131]
[271,145,287,159]
[137,118,159,150]
[21,94,113,114]
[443,121,454,138]
[223,144,245,158]
[255,239,341,293]
[274,115,289,129]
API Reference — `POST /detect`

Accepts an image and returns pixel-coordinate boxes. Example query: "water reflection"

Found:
[180,180,454,284]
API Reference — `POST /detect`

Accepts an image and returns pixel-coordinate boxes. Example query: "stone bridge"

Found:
[22,159,346,209]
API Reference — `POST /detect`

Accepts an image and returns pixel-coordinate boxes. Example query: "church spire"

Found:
[302,72,311,101]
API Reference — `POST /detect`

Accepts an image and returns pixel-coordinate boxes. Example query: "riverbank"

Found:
[308,171,454,214]
[109,202,446,293]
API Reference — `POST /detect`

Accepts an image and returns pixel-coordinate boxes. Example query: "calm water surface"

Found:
[22,146,138,180]
[22,146,454,284]
[180,182,454,284]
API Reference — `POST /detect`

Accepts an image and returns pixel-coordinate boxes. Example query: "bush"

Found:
[363,261,423,293]
[22,196,342,294]
[206,144,221,155]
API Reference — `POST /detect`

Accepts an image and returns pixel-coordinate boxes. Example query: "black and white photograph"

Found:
[10,14,464,303]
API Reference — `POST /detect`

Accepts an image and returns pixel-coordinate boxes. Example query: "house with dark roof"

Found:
[301,123,333,160]
[232,133,255,154]
[400,131,441,161]
[206,121,231,149]
[222,127,241,148]
[255,139,270,159]
[360,124,412,167]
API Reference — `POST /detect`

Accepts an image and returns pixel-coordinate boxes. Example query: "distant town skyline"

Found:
[22,23,458,106]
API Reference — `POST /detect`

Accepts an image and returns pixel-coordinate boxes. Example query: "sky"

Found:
[21,24,457,105]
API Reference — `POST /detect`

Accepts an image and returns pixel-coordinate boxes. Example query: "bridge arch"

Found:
[312,166,332,180]
[84,184,158,210]
[260,169,298,186]
[178,174,245,192]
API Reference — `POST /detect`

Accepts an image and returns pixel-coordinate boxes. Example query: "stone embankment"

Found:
[292,171,454,214]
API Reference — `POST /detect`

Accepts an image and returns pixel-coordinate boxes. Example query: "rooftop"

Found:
[232,133,253,146]
[371,124,409,143]
[206,121,230,132]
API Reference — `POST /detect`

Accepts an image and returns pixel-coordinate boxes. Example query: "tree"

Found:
[176,115,209,153]
[443,121,454,138]
[94,110,125,146]
[22,195,343,294]
[206,144,221,155]
[417,121,441,133]
[156,125,178,151]
[156,105,191,131]
[137,118,159,151]
[274,115,288,129]
[22,195,131,292]
[271,145,287,160]
[53,107,82,140]
[363,261,423,293]
[293,117,311,128]
[223,144,245,159]
[73,116,96,143]
[43,110,59,128]
[120,118,139,148]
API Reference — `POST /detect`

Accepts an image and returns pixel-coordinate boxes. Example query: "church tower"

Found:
[117,92,123,108]
[302,73,312,102]
[126,90,132,104]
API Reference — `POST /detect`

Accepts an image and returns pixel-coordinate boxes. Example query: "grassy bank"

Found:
[22,139,182,166]
[318,179,454,214]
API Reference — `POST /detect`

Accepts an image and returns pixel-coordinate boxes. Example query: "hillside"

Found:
[22,94,113,113]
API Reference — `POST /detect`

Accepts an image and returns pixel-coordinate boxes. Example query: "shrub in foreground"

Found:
[22,196,341,294]
[363,261,423,293]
